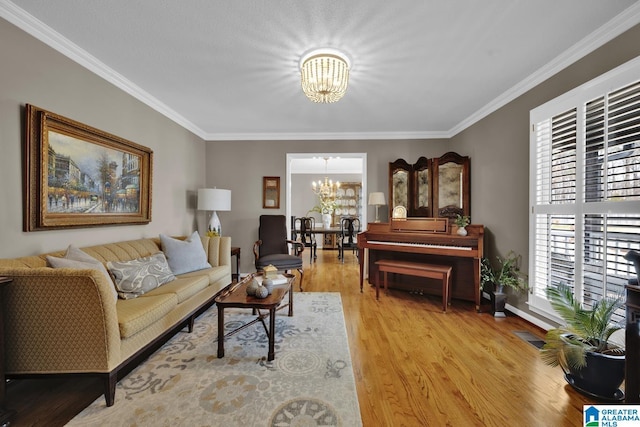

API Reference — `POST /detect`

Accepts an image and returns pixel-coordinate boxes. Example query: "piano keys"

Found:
[357,219,484,310]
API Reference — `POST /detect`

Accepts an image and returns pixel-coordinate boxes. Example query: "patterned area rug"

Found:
[67,292,362,426]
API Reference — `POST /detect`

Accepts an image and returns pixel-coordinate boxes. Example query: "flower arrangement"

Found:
[307,196,337,215]
[206,229,220,238]
[454,214,470,228]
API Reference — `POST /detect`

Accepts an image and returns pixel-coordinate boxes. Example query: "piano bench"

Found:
[375,260,453,312]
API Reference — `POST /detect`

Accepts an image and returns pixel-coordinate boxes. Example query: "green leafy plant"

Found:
[454,214,470,228]
[540,284,624,370]
[480,251,528,292]
[307,196,337,215]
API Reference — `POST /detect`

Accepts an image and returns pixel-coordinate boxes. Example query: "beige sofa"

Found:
[0,235,231,407]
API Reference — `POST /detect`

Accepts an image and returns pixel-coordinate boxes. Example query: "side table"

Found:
[0,277,15,426]
[231,247,241,282]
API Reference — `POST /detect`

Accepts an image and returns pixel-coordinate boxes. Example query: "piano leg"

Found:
[473,257,481,312]
[358,247,365,293]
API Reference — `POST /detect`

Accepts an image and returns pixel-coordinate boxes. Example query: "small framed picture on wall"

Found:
[263,176,280,209]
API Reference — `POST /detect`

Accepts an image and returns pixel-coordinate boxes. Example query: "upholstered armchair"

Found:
[254,215,305,291]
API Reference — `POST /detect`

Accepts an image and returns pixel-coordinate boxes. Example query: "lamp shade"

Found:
[368,192,386,206]
[197,188,231,211]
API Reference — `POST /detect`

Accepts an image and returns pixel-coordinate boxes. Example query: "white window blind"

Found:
[530,57,640,322]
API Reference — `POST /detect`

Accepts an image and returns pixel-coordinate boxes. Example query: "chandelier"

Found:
[300,48,350,103]
[312,157,340,201]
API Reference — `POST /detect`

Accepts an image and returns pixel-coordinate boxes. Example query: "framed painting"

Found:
[24,104,153,231]
[263,176,280,209]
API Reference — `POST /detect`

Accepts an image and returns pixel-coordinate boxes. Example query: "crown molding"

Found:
[3,0,639,142]
[203,130,450,142]
[0,0,209,139]
[449,2,640,137]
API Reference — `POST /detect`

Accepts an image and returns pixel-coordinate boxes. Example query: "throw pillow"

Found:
[47,245,118,303]
[160,231,211,275]
[107,252,176,299]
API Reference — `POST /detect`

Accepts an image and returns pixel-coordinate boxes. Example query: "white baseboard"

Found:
[482,291,555,331]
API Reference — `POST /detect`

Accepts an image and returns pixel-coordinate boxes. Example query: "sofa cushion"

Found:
[160,231,211,275]
[107,253,176,299]
[143,275,209,303]
[116,293,178,338]
[179,265,229,288]
[47,245,117,303]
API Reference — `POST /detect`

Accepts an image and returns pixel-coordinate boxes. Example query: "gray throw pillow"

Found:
[160,231,211,275]
[107,252,176,299]
[47,245,118,303]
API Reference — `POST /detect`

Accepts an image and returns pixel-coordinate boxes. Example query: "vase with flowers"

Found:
[308,196,337,228]
[454,214,470,236]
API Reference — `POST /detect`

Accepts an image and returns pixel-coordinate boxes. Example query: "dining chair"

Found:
[338,216,361,263]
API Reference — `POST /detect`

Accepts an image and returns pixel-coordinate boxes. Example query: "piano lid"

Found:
[390,217,448,233]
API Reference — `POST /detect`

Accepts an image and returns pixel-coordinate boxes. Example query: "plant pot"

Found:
[490,288,507,318]
[456,226,467,236]
[562,341,625,401]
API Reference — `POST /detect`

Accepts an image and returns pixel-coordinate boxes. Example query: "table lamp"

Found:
[197,188,231,235]
[368,192,386,223]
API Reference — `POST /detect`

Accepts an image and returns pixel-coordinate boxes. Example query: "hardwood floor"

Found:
[6,248,594,426]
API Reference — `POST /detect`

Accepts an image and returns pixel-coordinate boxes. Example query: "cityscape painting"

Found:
[24,105,153,231]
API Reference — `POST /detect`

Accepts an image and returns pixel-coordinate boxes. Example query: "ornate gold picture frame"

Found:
[24,104,153,231]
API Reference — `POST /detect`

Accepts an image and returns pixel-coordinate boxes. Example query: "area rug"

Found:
[66,292,362,427]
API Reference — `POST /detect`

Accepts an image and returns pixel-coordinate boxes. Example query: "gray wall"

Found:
[0,18,207,258]
[451,23,640,317]
[205,139,448,273]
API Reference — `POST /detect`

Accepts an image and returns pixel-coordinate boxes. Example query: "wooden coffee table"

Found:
[215,273,294,361]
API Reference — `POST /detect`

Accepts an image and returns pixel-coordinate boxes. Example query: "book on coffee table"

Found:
[268,274,289,285]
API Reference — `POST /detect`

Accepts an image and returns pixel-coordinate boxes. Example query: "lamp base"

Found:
[209,211,222,235]
[374,205,381,223]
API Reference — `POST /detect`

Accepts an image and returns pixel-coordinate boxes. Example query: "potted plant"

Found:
[480,251,528,317]
[540,284,625,401]
[454,214,470,236]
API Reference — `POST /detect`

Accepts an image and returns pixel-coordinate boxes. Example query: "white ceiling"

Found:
[3,0,640,141]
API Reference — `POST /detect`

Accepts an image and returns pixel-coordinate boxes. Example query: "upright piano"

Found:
[357,218,484,310]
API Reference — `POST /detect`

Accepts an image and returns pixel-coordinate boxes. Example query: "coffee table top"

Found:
[215,273,294,309]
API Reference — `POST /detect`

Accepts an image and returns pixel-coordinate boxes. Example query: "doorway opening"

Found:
[286,153,367,239]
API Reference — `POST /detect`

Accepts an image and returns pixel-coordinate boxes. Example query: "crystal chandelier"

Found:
[312,157,340,202]
[300,48,351,103]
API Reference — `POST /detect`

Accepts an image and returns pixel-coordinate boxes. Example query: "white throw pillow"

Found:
[107,253,176,299]
[160,231,211,275]
[47,245,118,303]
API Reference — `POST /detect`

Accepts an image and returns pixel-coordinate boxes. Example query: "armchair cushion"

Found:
[256,254,303,270]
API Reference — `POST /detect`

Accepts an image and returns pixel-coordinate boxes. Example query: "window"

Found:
[529,57,640,323]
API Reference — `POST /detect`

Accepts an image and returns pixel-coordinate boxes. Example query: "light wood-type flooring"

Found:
[6,248,595,426]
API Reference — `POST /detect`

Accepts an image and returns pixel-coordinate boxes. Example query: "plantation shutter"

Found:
[530,59,640,322]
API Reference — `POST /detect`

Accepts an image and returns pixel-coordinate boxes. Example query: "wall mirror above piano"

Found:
[390,159,411,215]
[389,152,470,221]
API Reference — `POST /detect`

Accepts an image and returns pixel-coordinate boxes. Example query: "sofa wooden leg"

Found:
[103,372,117,407]
[188,316,195,333]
